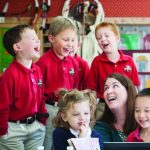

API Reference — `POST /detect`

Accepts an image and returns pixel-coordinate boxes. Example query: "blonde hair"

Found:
[48,16,77,36]
[95,22,120,36]
[52,89,97,129]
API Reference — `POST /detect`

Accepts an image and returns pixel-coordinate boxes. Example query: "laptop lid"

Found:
[103,142,150,150]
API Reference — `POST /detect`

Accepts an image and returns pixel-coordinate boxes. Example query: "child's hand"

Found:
[78,122,89,137]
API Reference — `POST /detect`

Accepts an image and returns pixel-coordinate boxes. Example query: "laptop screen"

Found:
[103,142,150,150]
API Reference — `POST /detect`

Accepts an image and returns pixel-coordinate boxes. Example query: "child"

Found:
[52,89,103,150]
[70,35,90,90]
[62,0,104,65]
[87,22,140,101]
[0,25,48,149]
[36,16,79,150]
[126,88,150,142]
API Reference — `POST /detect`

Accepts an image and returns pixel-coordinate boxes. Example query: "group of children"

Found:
[0,15,150,150]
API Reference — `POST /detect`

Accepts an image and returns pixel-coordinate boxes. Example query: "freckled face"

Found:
[96,27,119,54]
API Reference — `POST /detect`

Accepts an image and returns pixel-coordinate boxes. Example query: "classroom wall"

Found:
[0,0,150,18]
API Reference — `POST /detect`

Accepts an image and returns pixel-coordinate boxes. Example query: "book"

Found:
[68,138,101,150]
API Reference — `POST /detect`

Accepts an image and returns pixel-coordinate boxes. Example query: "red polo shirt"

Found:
[88,50,140,99]
[0,60,47,136]
[126,127,143,142]
[36,48,79,102]
[74,54,90,90]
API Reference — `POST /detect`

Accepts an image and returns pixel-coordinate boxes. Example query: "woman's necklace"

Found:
[114,123,127,142]
[117,130,127,142]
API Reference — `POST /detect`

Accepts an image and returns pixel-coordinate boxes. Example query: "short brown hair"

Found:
[95,22,120,37]
[3,24,33,57]
[48,16,77,36]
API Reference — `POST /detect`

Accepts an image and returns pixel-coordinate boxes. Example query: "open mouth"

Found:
[139,120,147,124]
[34,47,39,52]
[63,48,70,52]
[108,97,116,101]
[103,43,109,48]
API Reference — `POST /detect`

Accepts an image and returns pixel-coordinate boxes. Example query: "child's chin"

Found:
[33,54,40,62]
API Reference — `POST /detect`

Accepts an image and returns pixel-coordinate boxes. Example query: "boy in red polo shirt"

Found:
[0,25,48,149]
[36,16,79,150]
[87,22,140,119]
[88,22,140,100]
[70,35,90,90]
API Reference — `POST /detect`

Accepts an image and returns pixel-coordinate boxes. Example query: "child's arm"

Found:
[53,128,71,150]
[0,75,12,136]
[36,67,49,125]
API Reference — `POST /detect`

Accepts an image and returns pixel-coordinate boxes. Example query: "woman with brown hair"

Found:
[94,73,137,142]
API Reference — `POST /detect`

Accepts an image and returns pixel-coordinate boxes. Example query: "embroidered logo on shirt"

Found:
[69,68,75,76]
[124,65,132,72]
[37,79,42,87]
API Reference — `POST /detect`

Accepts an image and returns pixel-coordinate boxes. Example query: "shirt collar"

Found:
[49,48,69,63]
[13,59,36,74]
[100,50,129,62]
[69,127,92,138]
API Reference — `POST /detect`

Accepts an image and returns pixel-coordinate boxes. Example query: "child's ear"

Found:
[61,112,67,122]
[13,43,22,52]
[48,35,55,43]
[116,34,120,41]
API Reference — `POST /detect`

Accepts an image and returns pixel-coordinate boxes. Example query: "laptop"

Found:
[103,142,150,150]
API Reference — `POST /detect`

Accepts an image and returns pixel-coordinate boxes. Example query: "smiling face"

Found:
[69,36,80,57]
[15,28,40,60]
[48,28,77,60]
[103,77,128,110]
[61,100,91,132]
[96,27,119,54]
[135,96,150,129]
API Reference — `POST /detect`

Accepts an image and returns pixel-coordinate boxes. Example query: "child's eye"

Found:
[104,34,109,38]
[145,110,150,113]
[135,109,140,113]
[72,113,79,116]
[63,38,68,41]
[84,112,89,115]
[96,37,102,40]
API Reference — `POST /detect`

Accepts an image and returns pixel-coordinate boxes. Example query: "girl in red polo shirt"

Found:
[126,88,150,142]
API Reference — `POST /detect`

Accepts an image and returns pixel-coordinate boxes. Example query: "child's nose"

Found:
[67,41,73,46]
[79,114,84,120]
[139,111,145,118]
